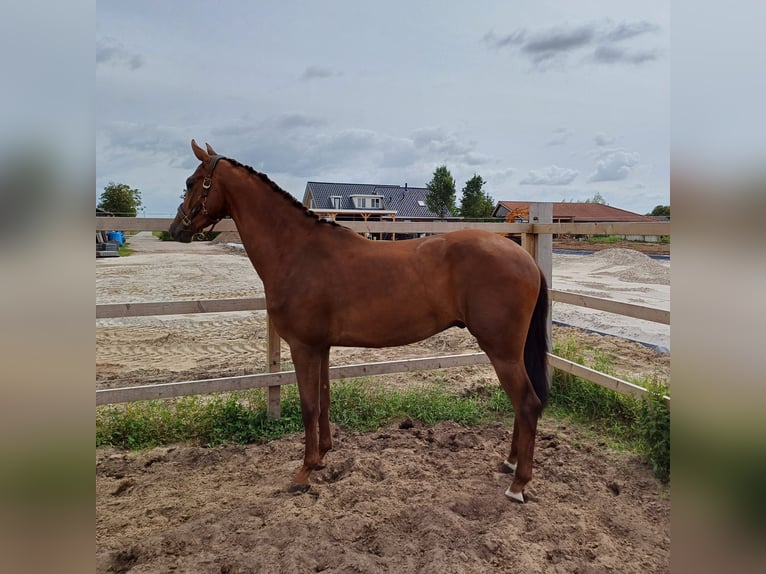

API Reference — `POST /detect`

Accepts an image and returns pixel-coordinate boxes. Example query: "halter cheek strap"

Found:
[178,155,225,229]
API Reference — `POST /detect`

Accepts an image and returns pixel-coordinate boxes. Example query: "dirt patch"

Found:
[97,419,669,573]
[96,232,670,572]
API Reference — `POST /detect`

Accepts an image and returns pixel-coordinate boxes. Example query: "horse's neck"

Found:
[225,171,318,286]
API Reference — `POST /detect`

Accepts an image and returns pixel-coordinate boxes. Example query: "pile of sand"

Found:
[591,249,670,285]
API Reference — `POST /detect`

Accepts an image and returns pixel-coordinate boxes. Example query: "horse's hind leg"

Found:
[488,357,543,502]
[502,418,520,474]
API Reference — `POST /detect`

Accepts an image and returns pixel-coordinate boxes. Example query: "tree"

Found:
[425,166,457,218]
[584,192,608,205]
[648,205,670,217]
[98,182,143,217]
[459,174,495,218]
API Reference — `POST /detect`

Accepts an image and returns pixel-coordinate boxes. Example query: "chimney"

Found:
[404,183,408,192]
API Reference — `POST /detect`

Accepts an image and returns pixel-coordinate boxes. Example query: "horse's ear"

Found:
[205,143,218,155]
[191,139,209,162]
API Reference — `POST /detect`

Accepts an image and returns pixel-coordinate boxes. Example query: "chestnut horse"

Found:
[170,140,549,502]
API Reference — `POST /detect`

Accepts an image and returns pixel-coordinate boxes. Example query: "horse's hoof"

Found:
[504,487,524,503]
[502,460,517,474]
[288,482,311,494]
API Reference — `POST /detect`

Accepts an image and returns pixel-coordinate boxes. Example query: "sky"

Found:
[96,1,670,217]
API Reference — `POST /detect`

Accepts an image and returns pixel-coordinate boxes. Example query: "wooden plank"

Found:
[550,290,670,324]
[96,353,493,405]
[96,298,267,319]
[547,353,670,407]
[96,218,238,232]
[96,293,668,326]
[96,370,298,405]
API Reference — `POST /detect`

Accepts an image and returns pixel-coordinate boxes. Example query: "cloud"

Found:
[209,120,495,184]
[601,21,660,43]
[521,25,594,65]
[96,37,145,70]
[545,128,572,147]
[592,45,658,65]
[520,165,578,185]
[594,132,616,146]
[483,19,661,69]
[301,65,342,81]
[588,149,640,181]
[410,126,492,166]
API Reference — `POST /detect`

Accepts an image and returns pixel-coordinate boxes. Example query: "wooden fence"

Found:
[96,213,670,412]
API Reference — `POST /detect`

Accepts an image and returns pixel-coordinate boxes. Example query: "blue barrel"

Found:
[107,231,124,246]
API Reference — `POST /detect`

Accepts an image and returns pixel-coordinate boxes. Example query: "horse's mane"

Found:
[225,157,340,228]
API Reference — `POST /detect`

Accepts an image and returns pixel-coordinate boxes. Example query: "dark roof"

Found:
[493,201,653,223]
[303,182,439,219]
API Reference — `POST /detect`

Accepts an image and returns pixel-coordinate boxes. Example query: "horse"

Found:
[170,140,550,502]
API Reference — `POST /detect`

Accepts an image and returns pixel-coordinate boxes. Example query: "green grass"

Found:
[96,381,485,450]
[117,243,133,256]
[96,342,670,482]
[154,231,174,241]
[549,336,670,480]
[584,234,670,247]
[586,235,624,244]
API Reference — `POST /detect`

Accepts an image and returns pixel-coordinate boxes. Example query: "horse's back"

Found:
[440,229,540,282]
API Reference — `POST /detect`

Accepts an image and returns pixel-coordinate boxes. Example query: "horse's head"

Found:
[169,139,229,242]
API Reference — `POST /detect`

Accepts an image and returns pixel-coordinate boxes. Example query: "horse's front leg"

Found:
[288,344,325,492]
[317,349,333,468]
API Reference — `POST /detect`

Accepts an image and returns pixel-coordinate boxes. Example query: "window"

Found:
[330,196,341,209]
[350,194,383,209]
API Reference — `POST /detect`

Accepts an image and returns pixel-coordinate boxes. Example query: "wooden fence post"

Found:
[267,317,282,418]
[525,203,553,385]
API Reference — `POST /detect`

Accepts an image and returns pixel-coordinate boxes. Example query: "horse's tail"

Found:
[524,268,550,408]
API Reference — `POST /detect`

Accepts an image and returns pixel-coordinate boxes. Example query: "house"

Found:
[303,181,456,238]
[492,201,658,241]
[303,182,445,221]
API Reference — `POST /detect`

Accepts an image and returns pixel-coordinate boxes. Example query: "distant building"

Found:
[303,181,463,238]
[493,201,658,241]
[493,201,654,223]
[303,181,451,222]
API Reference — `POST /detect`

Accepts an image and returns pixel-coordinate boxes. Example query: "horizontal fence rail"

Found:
[96,294,669,325]
[96,297,267,319]
[549,290,670,325]
[96,353,491,405]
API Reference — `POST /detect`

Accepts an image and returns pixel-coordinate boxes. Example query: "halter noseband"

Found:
[177,155,224,229]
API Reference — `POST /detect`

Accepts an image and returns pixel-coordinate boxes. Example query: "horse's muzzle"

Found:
[168,219,194,243]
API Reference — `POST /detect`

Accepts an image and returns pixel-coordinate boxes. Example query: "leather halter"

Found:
[177,155,224,229]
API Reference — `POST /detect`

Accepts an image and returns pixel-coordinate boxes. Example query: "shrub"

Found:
[637,382,670,482]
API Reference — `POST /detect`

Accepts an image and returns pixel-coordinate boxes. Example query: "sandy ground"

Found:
[96,232,670,573]
[551,249,669,351]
